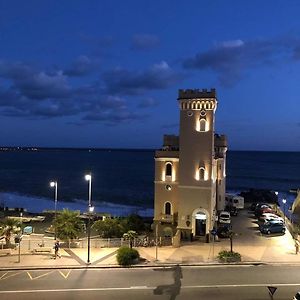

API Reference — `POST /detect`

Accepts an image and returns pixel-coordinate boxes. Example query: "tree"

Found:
[55,209,84,247]
[123,230,138,249]
[92,218,124,238]
[123,214,145,233]
[0,218,21,246]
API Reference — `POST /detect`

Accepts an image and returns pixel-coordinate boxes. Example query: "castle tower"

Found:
[153,88,227,244]
[177,89,217,241]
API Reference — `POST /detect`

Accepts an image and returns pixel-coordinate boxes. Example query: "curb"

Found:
[3,260,300,271]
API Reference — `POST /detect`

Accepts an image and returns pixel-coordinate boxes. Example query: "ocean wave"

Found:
[0,192,154,217]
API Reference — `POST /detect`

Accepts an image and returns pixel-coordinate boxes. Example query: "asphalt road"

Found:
[0,265,300,299]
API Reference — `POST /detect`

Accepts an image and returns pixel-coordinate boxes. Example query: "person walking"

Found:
[54,240,61,259]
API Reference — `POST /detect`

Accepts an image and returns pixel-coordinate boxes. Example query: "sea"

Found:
[0,149,299,217]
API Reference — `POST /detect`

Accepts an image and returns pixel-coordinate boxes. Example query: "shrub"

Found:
[218,250,241,263]
[117,246,140,266]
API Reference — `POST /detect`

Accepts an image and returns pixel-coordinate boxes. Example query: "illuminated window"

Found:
[166,163,172,177]
[199,167,205,180]
[165,202,171,215]
[199,119,206,132]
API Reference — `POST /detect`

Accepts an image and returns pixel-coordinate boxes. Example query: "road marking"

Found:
[0,271,23,281]
[0,272,8,280]
[58,270,71,279]
[27,271,54,280]
[1,283,300,294]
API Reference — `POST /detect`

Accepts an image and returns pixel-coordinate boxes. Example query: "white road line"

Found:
[1,283,300,294]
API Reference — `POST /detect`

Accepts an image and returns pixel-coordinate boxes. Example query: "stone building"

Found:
[153,88,227,244]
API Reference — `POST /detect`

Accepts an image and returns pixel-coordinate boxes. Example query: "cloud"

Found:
[183,36,300,86]
[137,97,158,108]
[131,34,160,51]
[0,61,70,100]
[161,123,179,129]
[103,61,184,95]
[64,55,97,77]
[0,58,175,125]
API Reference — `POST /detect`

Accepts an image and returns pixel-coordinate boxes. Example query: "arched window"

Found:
[199,119,206,132]
[166,163,172,177]
[199,167,205,180]
[165,202,171,215]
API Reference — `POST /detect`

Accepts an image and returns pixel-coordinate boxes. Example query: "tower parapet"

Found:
[178,88,217,111]
[178,88,216,100]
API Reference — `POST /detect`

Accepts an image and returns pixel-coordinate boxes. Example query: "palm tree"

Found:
[0,218,21,247]
[123,230,138,249]
[55,209,84,248]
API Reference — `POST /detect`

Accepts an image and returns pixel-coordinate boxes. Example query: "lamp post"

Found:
[282,198,287,224]
[50,181,58,240]
[85,174,93,264]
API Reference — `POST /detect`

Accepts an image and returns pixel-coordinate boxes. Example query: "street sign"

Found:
[267,286,277,296]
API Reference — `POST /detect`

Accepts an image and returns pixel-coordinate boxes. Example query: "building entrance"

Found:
[195,212,206,236]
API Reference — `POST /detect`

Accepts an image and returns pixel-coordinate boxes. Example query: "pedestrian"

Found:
[295,240,299,255]
[54,240,61,259]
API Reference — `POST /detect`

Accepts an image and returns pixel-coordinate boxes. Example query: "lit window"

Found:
[165,202,171,215]
[166,185,172,191]
[166,163,172,177]
[199,119,206,132]
[199,167,205,180]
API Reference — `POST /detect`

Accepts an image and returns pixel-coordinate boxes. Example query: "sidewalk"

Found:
[1,232,300,270]
[1,210,300,269]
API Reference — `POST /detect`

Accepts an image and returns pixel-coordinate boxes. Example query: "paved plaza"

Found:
[1,209,300,269]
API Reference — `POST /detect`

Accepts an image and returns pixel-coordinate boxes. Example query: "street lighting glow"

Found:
[283,199,287,204]
[89,206,95,213]
[50,181,56,187]
[85,174,91,181]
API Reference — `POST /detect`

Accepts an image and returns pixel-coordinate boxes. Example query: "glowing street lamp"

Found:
[50,181,58,239]
[85,174,93,264]
[282,198,287,224]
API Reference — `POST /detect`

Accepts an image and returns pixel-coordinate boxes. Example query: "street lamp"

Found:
[282,198,287,224]
[85,174,93,264]
[50,181,58,239]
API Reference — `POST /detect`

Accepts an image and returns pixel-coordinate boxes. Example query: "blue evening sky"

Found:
[0,0,299,151]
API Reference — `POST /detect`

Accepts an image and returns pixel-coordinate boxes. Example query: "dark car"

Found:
[293,292,300,300]
[225,205,238,216]
[260,222,286,235]
[217,224,232,238]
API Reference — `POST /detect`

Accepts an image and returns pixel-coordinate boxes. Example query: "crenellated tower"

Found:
[153,88,227,245]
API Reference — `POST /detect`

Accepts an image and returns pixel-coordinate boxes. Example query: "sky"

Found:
[0,0,299,151]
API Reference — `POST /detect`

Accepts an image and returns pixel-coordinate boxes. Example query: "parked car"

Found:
[255,205,274,217]
[225,205,238,216]
[293,292,300,300]
[219,211,231,224]
[258,213,283,222]
[217,224,232,238]
[260,222,286,235]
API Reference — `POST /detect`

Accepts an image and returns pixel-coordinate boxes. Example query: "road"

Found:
[0,265,299,299]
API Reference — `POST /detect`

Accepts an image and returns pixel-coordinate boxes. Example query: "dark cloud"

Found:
[183,37,300,86]
[131,34,160,51]
[137,97,158,108]
[0,58,179,125]
[0,61,70,100]
[79,34,115,48]
[103,61,184,95]
[64,55,98,77]
[162,123,179,129]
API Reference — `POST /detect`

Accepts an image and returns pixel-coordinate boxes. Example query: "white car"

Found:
[219,211,231,224]
[259,213,283,222]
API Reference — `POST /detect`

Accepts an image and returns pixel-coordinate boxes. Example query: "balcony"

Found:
[159,213,178,224]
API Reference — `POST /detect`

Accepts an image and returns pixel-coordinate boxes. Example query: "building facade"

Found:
[153,88,227,244]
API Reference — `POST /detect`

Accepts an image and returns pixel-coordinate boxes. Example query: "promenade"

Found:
[1,209,300,270]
